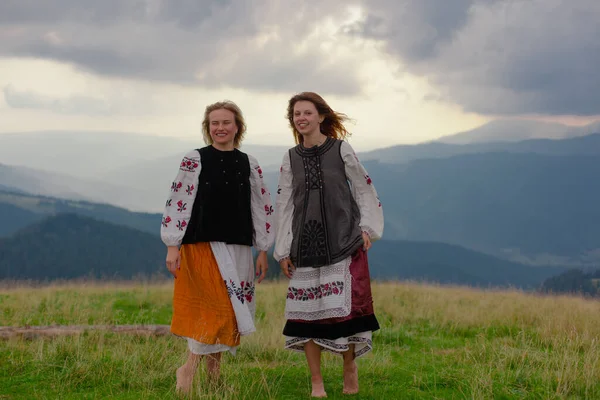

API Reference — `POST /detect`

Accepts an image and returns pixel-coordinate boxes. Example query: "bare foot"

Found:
[176,365,194,395]
[343,360,359,394]
[311,378,327,398]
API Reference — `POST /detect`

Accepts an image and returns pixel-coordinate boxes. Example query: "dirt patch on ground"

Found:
[0,325,171,339]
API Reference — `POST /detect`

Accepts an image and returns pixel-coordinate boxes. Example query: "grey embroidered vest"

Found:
[289,137,363,268]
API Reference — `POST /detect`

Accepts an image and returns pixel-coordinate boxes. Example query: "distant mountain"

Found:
[0,202,40,237]
[540,269,600,297]
[0,190,160,237]
[369,240,565,288]
[3,133,599,268]
[361,133,600,164]
[0,131,290,180]
[0,212,562,288]
[97,145,289,213]
[0,131,290,212]
[0,184,28,194]
[0,163,160,212]
[257,149,600,267]
[0,213,165,280]
[0,163,88,201]
[363,153,600,265]
[436,119,600,144]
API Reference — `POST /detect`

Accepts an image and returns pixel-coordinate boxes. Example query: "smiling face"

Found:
[208,108,238,148]
[293,100,324,138]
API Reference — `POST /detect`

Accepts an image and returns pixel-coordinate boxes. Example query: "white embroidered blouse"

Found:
[160,149,275,251]
[273,141,384,261]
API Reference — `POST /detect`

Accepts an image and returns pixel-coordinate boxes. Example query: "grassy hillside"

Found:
[1,281,599,399]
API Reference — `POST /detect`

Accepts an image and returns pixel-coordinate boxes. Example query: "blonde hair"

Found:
[202,100,247,148]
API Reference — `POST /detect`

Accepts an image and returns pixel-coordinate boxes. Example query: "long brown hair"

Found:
[286,92,352,144]
[202,100,247,148]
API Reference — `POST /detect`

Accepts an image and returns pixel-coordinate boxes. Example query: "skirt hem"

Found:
[284,331,373,358]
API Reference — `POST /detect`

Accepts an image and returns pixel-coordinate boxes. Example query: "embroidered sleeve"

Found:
[273,151,295,261]
[160,149,200,247]
[249,155,275,252]
[341,141,384,241]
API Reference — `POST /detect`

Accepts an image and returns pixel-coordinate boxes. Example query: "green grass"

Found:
[1,282,600,399]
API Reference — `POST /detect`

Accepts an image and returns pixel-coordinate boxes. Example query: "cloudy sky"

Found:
[0,0,598,150]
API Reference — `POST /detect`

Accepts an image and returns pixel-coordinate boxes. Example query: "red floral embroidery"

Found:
[225,279,244,303]
[225,279,255,304]
[255,166,263,178]
[287,281,344,301]
[377,196,382,208]
[180,157,199,172]
[161,216,172,227]
[171,181,183,192]
[177,200,187,212]
[264,205,273,215]
[240,280,255,303]
[186,184,195,195]
[165,199,172,207]
[364,175,372,185]
[176,220,187,231]
[261,187,266,195]
[266,222,271,233]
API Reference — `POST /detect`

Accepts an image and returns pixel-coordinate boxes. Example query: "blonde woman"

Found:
[161,101,274,394]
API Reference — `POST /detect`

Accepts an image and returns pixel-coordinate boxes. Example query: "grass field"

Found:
[1,281,600,399]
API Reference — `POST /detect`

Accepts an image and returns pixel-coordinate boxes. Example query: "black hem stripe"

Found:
[283,314,380,340]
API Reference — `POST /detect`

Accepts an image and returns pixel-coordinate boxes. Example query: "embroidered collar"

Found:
[294,136,336,157]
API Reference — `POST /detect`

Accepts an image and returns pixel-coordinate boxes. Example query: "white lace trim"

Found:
[284,257,352,321]
[284,331,373,358]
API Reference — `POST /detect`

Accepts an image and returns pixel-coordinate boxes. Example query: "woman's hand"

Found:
[166,246,181,278]
[255,251,269,283]
[279,257,295,279]
[362,231,372,251]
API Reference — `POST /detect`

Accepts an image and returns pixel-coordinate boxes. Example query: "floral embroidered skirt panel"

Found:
[283,249,380,358]
[171,242,250,355]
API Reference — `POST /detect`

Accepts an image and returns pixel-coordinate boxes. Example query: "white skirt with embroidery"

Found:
[283,257,374,358]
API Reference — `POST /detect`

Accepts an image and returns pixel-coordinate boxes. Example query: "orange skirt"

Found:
[170,242,240,348]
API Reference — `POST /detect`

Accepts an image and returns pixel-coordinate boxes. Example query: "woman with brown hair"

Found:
[161,100,274,394]
[274,92,384,397]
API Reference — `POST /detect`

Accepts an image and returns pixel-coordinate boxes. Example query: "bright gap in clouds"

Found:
[0,4,489,151]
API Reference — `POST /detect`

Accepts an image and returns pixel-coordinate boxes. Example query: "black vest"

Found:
[181,146,254,246]
[288,138,363,268]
